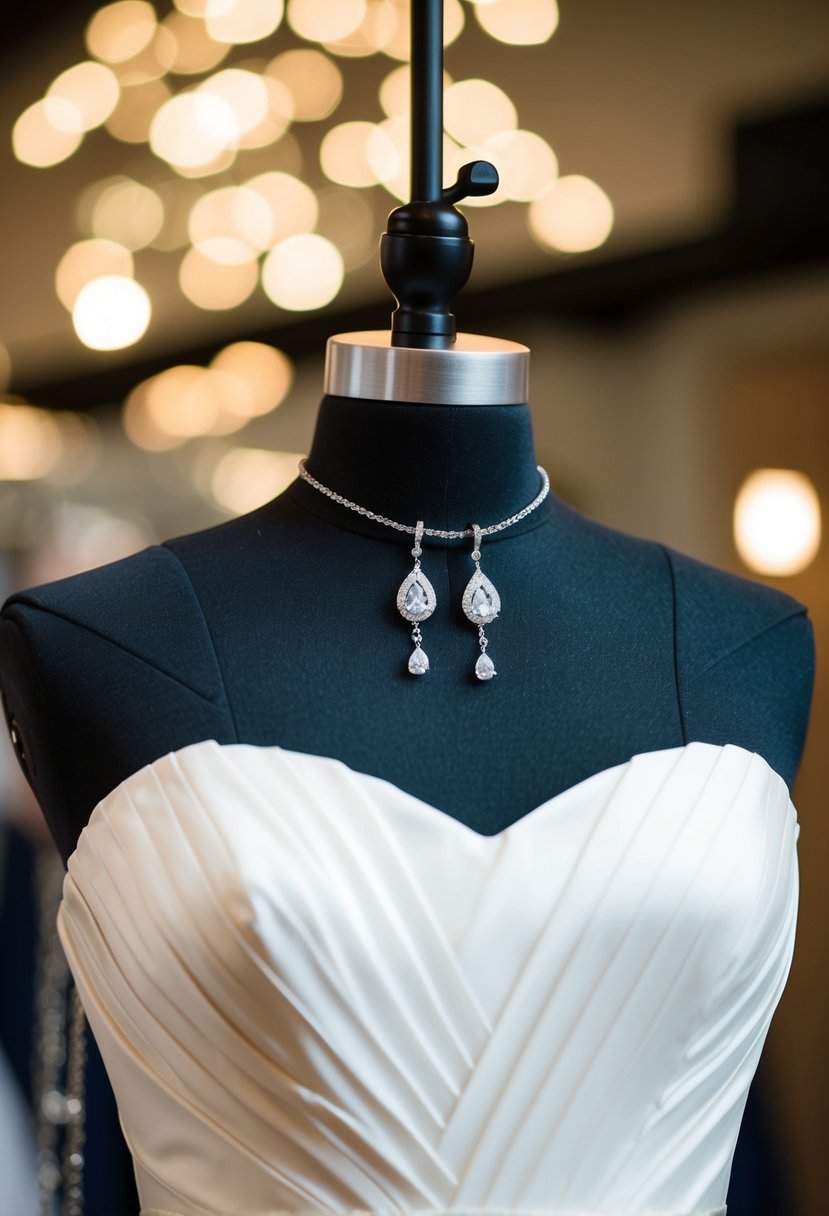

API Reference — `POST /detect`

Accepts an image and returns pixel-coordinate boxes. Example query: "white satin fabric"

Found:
[57,740,798,1216]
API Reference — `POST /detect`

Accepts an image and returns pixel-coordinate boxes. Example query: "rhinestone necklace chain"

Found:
[296,459,550,539]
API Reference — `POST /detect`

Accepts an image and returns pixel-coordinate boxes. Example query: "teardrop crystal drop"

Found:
[405,581,429,615]
[397,568,436,622]
[408,646,430,675]
[475,652,496,680]
[462,569,501,625]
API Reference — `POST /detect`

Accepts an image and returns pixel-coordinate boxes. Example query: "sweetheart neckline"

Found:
[67,739,793,873]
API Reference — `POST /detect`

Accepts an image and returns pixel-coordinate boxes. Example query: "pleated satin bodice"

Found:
[57,740,799,1216]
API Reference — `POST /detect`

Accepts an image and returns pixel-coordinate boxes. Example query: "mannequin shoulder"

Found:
[0,544,220,697]
[0,544,237,864]
[658,544,815,787]
[659,543,813,671]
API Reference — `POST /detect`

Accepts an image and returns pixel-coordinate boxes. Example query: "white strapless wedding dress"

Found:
[56,740,799,1216]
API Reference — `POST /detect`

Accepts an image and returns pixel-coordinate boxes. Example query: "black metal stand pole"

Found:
[411,0,443,202]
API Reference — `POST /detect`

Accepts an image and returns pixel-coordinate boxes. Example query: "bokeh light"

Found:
[113,26,176,84]
[206,0,285,44]
[71,275,152,349]
[734,469,821,576]
[147,365,219,437]
[287,0,366,44]
[157,11,231,74]
[444,78,517,146]
[265,49,342,120]
[210,341,294,417]
[261,233,343,310]
[473,128,558,204]
[322,0,397,57]
[197,68,271,136]
[244,171,318,241]
[0,404,64,480]
[528,175,614,252]
[13,100,83,167]
[105,78,172,142]
[189,185,273,251]
[56,239,134,310]
[320,121,378,187]
[150,91,238,168]
[211,447,301,513]
[47,62,121,131]
[473,0,558,45]
[179,243,259,308]
[92,178,165,248]
[86,1,158,63]
[123,377,186,451]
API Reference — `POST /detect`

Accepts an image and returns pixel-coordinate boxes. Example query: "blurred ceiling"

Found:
[1,0,828,398]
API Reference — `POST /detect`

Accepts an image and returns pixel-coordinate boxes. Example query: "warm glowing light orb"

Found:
[189,185,274,251]
[56,239,134,310]
[150,92,238,168]
[482,128,557,202]
[734,469,821,576]
[105,78,172,142]
[92,178,164,249]
[158,11,231,74]
[320,121,378,187]
[13,100,83,167]
[86,1,158,64]
[287,0,367,43]
[197,68,270,135]
[322,0,397,57]
[206,0,284,44]
[528,175,614,252]
[474,0,558,45]
[146,365,220,436]
[444,78,517,147]
[211,448,302,513]
[47,62,121,131]
[210,341,294,417]
[266,49,342,121]
[71,275,151,349]
[244,171,318,242]
[0,404,64,480]
[179,244,259,308]
[261,234,343,310]
[123,378,185,451]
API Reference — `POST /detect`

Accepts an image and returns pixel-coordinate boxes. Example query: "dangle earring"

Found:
[397,521,437,675]
[462,524,501,680]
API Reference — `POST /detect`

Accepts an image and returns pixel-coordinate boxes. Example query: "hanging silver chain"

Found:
[297,459,550,539]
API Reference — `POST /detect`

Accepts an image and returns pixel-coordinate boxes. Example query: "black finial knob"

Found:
[380,160,499,349]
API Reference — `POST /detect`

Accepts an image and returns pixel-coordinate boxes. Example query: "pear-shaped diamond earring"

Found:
[396,521,436,675]
[462,524,500,680]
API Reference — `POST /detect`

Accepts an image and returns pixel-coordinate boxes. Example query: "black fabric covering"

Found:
[0,394,814,865]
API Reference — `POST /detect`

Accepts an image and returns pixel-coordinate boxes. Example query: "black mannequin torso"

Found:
[0,393,815,866]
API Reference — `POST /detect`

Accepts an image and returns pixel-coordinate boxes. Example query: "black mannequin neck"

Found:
[292,394,546,544]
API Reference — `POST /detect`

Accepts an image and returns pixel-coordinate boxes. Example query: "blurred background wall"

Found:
[0,0,827,1212]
